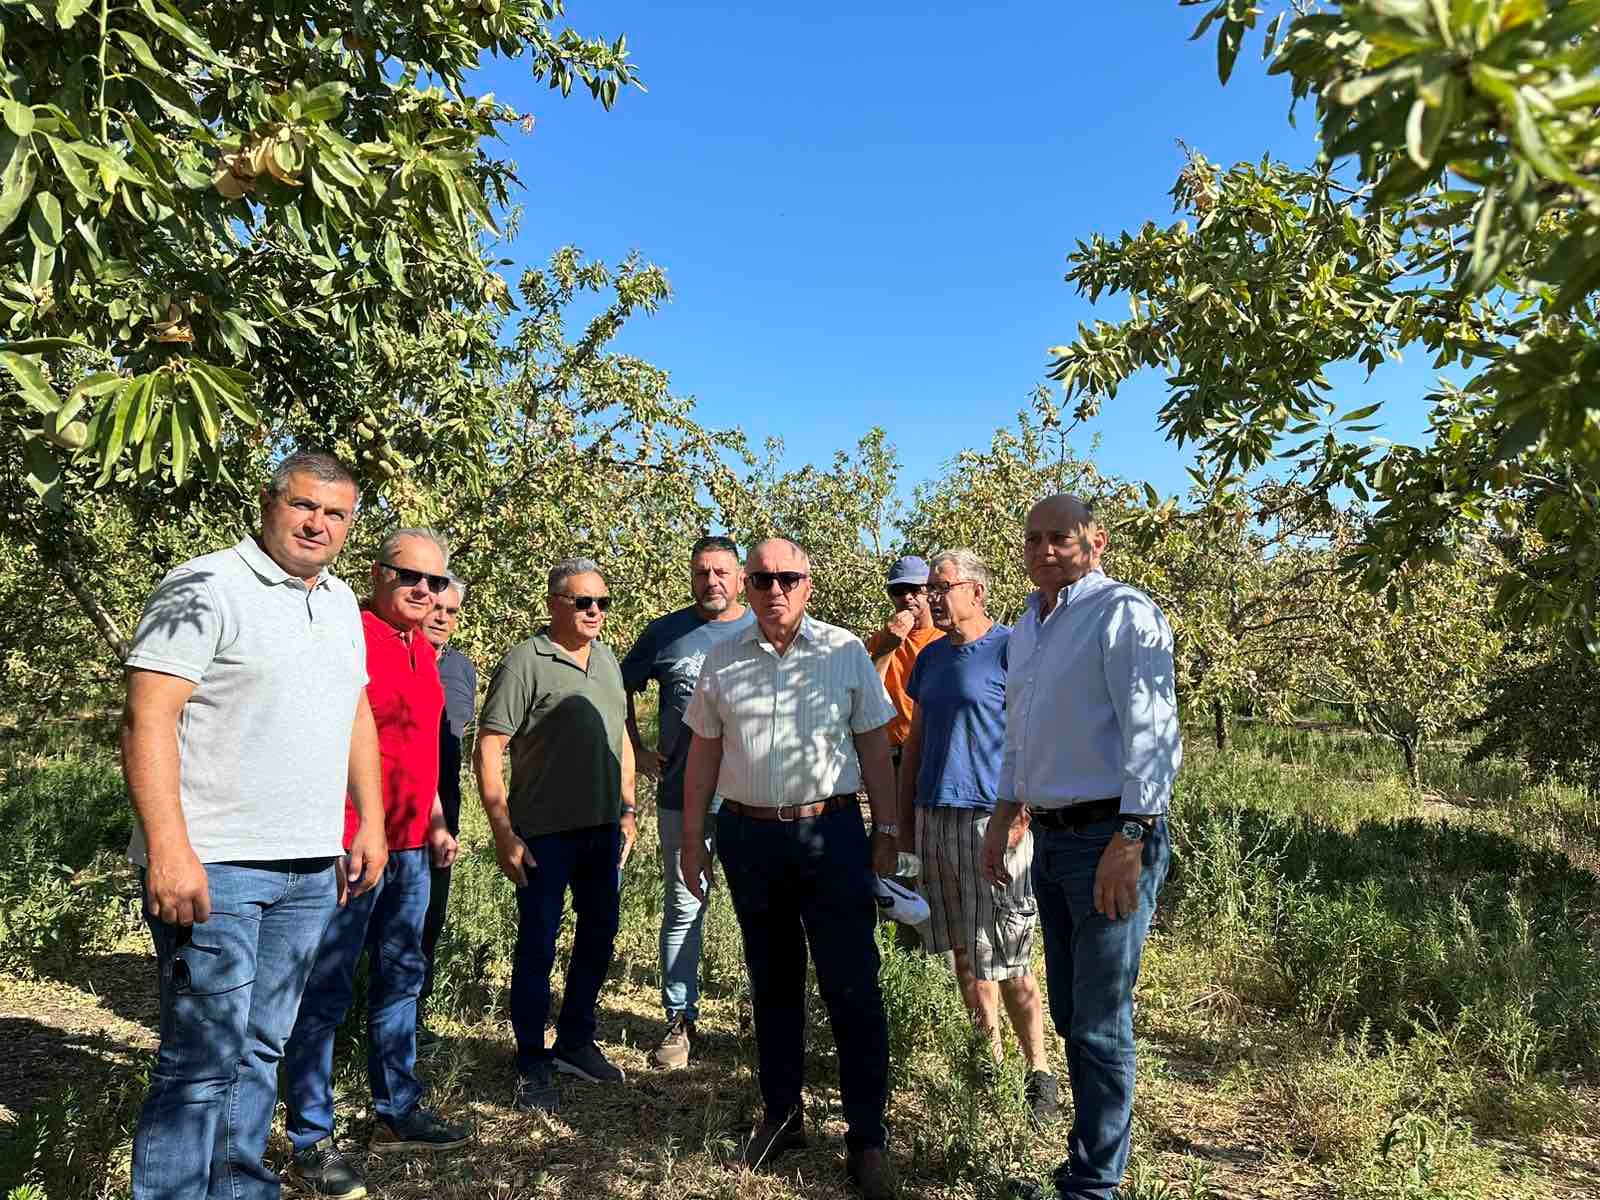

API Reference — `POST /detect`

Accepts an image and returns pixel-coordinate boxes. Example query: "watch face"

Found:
[1118,821,1146,842]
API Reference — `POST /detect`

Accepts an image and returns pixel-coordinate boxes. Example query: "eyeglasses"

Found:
[554,593,612,612]
[926,581,978,598]
[888,583,926,599]
[379,562,452,594]
[747,571,808,593]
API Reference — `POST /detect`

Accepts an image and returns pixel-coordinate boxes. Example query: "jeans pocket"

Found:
[168,912,254,996]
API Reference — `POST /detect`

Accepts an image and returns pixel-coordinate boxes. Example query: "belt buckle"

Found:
[777,803,797,823]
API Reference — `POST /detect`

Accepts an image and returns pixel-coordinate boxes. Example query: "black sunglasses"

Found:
[748,571,808,593]
[888,583,926,599]
[379,562,452,594]
[555,593,612,612]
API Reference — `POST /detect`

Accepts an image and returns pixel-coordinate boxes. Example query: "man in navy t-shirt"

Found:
[622,536,755,1069]
[899,548,1058,1125]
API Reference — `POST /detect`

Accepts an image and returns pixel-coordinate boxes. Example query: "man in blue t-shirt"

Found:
[899,548,1058,1125]
[622,535,755,1069]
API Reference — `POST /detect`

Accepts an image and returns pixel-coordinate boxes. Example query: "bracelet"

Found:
[621,806,637,817]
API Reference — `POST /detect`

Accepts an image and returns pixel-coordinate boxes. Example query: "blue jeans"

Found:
[510,824,622,1075]
[284,847,431,1149]
[1033,817,1170,1200]
[133,858,338,1200]
[716,802,888,1151]
[657,803,718,1021]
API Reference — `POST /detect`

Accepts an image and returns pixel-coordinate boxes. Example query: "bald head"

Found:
[747,537,810,573]
[1024,493,1106,594]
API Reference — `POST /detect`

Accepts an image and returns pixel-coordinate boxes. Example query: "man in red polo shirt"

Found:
[284,528,468,1199]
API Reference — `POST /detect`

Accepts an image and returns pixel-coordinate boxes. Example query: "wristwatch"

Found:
[1115,817,1151,844]
[873,822,899,838]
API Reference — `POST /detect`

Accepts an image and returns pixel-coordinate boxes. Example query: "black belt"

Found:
[724,795,856,822]
[1027,797,1121,830]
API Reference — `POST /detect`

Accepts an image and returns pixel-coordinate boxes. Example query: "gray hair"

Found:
[375,527,451,570]
[267,449,359,500]
[548,557,603,595]
[746,537,810,571]
[445,575,468,603]
[930,547,990,592]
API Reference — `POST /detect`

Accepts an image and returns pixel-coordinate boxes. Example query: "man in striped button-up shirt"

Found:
[679,537,900,1200]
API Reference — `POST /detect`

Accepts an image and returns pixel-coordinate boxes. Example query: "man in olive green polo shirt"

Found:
[474,557,637,1115]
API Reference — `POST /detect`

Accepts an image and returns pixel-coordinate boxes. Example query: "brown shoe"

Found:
[651,1014,695,1070]
[742,1114,806,1168]
[847,1145,898,1199]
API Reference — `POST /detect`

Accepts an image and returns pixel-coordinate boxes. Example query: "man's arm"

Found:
[122,670,208,925]
[853,723,898,876]
[474,730,533,886]
[618,729,638,868]
[679,731,723,902]
[625,688,663,780]
[344,690,387,902]
[426,793,458,869]
[1103,597,1182,819]
[895,706,922,856]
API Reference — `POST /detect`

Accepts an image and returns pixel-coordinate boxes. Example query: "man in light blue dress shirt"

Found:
[982,494,1181,1200]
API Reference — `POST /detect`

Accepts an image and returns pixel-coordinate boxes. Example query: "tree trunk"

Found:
[1400,735,1421,793]
[1213,697,1228,751]
[38,530,130,662]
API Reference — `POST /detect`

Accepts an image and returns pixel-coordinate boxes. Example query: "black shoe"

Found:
[846,1145,898,1198]
[1025,1069,1060,1127]
[742,1113,807,1168]
[515,1063,560,1113]
[289,1138,367,1199]
[553,1040,626,1084]
[369,1107,470,1153]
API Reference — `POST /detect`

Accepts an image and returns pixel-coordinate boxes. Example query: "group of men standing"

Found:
[120,448,1180,1200]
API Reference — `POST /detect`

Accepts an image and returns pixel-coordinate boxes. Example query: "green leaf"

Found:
[0,351,61,413]
[169,399,190,484]
[137,0,230,68]
[1340,402,1383,423]
[0,336,94,354]
[299,82,349,123]
[56,0,94,28]
[100,376,143,470]
[383,229,406,290]
[0,142,38,234]
[43,134,97,199]
[27,192,63,249]
[23,436,63,509]
[113,28,163,72]
[2,100,34,138]
[187,371,221,440]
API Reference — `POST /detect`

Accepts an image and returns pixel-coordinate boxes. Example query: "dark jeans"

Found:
[133,858,338,1200]
[716,803,889,1151]
[510,823,622,1075]
[418,862,451,1015]
[284,847,431,1149]
[1034,817,1170,1200]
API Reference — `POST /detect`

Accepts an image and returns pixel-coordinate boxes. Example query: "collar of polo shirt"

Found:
[236,534,332,589]
[742,613,822,649]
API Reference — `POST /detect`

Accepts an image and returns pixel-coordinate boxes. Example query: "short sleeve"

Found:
[124,569,224,684]
[479,649,538,737]
[619,621,658,692]
[683,664,723,738]
[847,640,896,733]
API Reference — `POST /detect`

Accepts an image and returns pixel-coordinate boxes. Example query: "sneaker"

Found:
[1025,1070,1060,1127]
[652,1014,696,1070]
[846,1145,899,1199]
[742,1113,806,1168]
[553,1040,626,1084]
[289,1138,367,1199]
[515,1063,560,1113]
[369,1107,470,1153]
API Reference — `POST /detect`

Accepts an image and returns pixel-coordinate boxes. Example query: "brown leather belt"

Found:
[1027,797,1121,830]
[723,795,857,822]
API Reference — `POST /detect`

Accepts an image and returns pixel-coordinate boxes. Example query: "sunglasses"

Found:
[555,593,612,612]
[888,583,926,599]
[748,571,808,593]
[379,562,452,594]
[927,581,978,598]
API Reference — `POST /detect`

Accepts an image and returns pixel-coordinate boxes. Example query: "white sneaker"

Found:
[872,875,930,925]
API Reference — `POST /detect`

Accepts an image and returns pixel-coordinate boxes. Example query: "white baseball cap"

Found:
[873,876,930,926]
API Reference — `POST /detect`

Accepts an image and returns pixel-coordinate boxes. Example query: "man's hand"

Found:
[618,810,638,870]
[634,746,664,781]
[146,844,211,926]
[881,609,915,646]
[680,837,711,903]
[344,822,388,905]
[494,827,535,888]
[1093,835,1144,921]
[427,821,459,870]
[981,808,1019,887]
[1007,807,1031,851]
[870,829,897,877]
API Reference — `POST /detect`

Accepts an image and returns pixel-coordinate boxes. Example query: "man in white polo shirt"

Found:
[121,449,388,1200]
[679,537,900,1200]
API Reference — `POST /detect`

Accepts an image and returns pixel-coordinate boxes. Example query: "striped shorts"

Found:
[916,806,1037,981]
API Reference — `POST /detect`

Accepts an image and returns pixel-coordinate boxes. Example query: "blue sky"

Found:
[475,3,1440,502]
